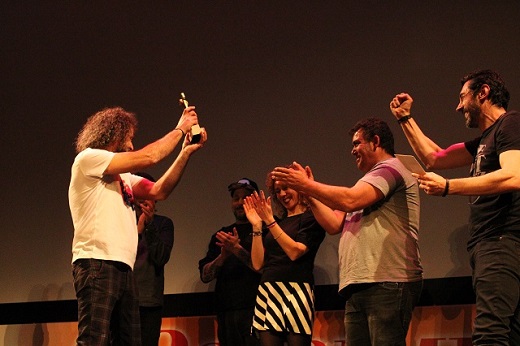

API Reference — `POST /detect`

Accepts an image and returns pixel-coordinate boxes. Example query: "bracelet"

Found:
[250,231,262,237]
[266,221,277,229]
[442,178,450,197]
[274,231,283,240]
[174,128,186,136]
[397,115,412,124]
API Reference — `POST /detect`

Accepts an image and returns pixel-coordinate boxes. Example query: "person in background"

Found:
[198,178,262,346]
[69,105,206,345]
[243,169,326,346]
[134,172,174,346]
[271,118,423,346]
[390,69,520,345]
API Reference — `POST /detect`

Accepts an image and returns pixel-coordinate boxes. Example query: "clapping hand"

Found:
[216,228,240,257]
[244,191,274,225]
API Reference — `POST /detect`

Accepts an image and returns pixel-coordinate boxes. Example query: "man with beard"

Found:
[198,178,261,346]
[272,118,423,345]
[69,106,206,345]
[390,69,520,345]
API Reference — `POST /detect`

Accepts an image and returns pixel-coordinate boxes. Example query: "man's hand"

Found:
[137,200,154,234]
[271,161,310,190]
[304,164,314,180]
[390,93,413,119]
[176,106,198,135]
[182,127,208,154]
[413,172,448,196]
[216,228,240,255]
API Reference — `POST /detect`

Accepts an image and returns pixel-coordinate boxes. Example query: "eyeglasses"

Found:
[119,179,135,210]
[459,90,474,102]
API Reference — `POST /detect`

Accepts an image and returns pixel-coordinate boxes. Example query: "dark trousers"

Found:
[139,306,162,346]
[470,235,520,346]
[217,308,260,346]
[343,280,423,346]
[72,259,141,346]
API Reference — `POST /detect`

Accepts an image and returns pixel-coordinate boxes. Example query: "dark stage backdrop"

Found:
[1,1,520,304]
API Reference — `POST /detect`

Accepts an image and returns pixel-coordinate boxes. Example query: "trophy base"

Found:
[190,124,202,144]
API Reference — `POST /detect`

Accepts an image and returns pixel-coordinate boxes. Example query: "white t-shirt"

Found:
[69,148,143,268]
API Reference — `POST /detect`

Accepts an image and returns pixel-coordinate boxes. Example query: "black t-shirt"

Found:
[260,210,326,285]
[464,110,520,249]
[198,223,261,312]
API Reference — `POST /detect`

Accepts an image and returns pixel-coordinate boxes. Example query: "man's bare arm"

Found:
[390,93,473,170]
[105,107,198,175]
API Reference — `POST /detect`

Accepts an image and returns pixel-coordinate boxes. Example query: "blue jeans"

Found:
[470,234,520,346]
[343,281,422,346]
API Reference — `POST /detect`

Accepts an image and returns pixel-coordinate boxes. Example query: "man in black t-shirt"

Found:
[390,69,520,346]
[198,178,261,346]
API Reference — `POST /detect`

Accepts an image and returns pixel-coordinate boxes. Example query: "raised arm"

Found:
[133,128,207,201]
[105,106,199,175]
[389,93,473,170]
[243,195,265,271]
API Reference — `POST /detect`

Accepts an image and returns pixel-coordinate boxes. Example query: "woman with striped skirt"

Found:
[243,172,326,346]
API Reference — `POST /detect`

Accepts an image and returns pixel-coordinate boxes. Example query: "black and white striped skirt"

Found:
[252,281,315,335]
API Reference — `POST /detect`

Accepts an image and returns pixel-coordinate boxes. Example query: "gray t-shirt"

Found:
[338,157,422,293]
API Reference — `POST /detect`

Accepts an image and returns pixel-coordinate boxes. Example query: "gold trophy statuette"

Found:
[179,92,202,143]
